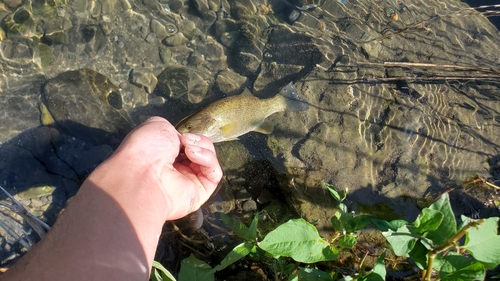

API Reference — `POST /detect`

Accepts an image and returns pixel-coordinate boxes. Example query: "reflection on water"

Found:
[0,0,499,271]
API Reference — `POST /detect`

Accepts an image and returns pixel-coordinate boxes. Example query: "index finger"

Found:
[180,133,217,154]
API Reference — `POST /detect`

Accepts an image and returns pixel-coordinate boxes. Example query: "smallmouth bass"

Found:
[176,82,309,143]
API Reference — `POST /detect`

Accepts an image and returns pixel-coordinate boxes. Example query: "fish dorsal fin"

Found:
[253,119,274,135]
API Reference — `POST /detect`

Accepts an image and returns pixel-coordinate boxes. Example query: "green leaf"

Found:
[372,219,408,232]
[212,242,253,272]
[331,215,346,234]
[423,193,457,246]
[248,212,259,240]
[152,261,176,281]
[464,217,500,265]
[458,215,472,230]
[419,236,435,250]
[258,218,339,263]
[296,267,333,281]
[247,244,266,261]
[382,224,417,256]
[439,254,485,281]
[332,213,372,234]
[322,182,347,203]
[219,212,256,241]
[178,254,214,281]
[413,208,444,234]
[408,240,428,270]
[345,215,374,232]
[281,262,296,276]
[151,268,161,281]
[359,252,386,281]
[337,234,357,249]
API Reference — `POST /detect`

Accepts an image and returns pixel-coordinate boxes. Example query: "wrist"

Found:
[85,149,170,221]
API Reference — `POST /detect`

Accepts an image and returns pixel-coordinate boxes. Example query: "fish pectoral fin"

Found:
[253,120,274,135]
[219,122,238,135]
[218,123,240,141]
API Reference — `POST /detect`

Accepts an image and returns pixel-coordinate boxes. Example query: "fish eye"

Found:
[186,124,193,130]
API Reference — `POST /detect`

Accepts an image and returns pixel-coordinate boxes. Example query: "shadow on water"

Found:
[0,121,123,219]
[0,120,126,266]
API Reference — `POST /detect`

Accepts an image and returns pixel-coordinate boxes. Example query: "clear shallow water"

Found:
[462,0,500,29]
[0,0,499,270]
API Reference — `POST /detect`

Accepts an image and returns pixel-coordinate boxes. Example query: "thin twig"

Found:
[0,213,31,250]
[482,179,500,190]
[358,61,500,74]
[0,185,50,232]
[462,176,500,190]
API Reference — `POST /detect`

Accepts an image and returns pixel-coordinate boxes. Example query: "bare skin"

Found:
[2,116,223,281]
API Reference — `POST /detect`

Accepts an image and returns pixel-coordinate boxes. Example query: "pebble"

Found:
[256,189,274,205]
[130,68,158,93]
[148,95,165,106]
[3,0,22,8]
[159,46,171,63]
[12,42,32,60]
[216,70,247,95]
[145,33,156,43]
[242,200,258,212]
[150,19,168,40]
[30,198,45,208]
[235,189,253,201]
[162,32,188,46]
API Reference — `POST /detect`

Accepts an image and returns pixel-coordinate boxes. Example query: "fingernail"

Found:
[183,133,201,144]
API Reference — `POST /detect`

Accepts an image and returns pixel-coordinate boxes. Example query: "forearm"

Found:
[3,152,168,281]
[2,118,222,281]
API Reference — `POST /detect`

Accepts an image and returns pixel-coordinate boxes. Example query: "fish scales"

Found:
[176,83,309,142]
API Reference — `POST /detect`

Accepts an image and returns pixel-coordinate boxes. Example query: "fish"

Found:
[176,82,309,143]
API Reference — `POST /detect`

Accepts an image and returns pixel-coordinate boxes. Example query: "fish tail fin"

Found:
[280,82,309,112]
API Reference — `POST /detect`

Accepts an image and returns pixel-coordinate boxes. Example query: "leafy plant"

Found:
[151,261,176,281]
[374,192,500,281]
[151,182,500,281]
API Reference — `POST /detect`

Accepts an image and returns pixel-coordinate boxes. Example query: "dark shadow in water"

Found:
[0,120,123,220]
[1,177,150,280]
[0,121,126,266]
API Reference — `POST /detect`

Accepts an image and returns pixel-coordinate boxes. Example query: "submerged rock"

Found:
[156,65,212,104]
[129,68,158,93]
[42,68,133,146]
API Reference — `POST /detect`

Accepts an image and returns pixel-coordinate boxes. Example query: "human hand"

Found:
[110,116,223,221]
